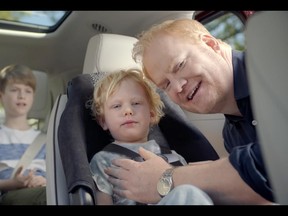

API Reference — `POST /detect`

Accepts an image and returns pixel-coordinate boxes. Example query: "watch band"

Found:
[162,167,175,178]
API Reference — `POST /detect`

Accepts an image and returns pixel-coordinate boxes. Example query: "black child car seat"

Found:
[46,34,219,205]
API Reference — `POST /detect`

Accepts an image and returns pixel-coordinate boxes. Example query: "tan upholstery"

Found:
[28,70,51,131]
[82,33,140,74]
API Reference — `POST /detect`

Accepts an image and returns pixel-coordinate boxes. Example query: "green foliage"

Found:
[205,12,245,51]
[0,11,31,21]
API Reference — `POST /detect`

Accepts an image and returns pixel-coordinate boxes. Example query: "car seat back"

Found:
[246,11,288,204]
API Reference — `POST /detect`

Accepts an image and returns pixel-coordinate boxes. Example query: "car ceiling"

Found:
[0,11,194,76]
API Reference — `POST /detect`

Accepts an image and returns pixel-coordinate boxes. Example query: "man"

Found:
[104,19,274,205]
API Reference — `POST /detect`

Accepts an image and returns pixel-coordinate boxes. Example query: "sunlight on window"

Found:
[0,11,69,33]
[0,11,67,27]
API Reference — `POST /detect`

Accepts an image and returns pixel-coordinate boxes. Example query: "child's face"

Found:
[101,78,153,144]
[0,82,34,118]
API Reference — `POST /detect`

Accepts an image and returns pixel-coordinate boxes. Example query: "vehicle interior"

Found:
[0,11,287,205]
[46,32,220,205]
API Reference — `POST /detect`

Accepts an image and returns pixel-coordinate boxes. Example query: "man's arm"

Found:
[173,157,272,204]
[106,147,272,205]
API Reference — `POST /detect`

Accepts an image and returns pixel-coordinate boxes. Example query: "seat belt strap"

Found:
[102,143,183,205]
[102,143,141,161]
[10,132,46,179]
[102,143,183,166]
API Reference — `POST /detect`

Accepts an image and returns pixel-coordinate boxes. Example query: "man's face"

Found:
[143,33,231,114]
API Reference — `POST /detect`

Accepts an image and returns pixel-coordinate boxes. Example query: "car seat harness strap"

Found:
[102,143,183,166]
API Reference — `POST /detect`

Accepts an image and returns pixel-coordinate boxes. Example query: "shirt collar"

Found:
[232,50,250,100]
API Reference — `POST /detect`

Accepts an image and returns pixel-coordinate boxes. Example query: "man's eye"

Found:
[178,61,184,70]
[163,81,170,90]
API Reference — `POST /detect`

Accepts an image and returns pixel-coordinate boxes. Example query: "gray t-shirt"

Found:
[89,139,186,205]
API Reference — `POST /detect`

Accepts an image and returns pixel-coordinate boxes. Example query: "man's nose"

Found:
[171,77,187,93]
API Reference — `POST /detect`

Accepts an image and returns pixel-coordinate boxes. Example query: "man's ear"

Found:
[200,34,220,52]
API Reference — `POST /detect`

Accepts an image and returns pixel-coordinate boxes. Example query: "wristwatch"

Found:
[157,167,175,197]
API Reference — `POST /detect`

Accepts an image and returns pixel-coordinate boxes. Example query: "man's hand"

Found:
[105,147,171,204]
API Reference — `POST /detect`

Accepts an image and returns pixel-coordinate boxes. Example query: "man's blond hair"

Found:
[132,19,218,79]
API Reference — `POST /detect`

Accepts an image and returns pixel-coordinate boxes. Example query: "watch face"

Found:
[157,177,172,196]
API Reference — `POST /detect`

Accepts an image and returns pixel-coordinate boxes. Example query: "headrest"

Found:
[28,70,51,121]
[82,33,140,74]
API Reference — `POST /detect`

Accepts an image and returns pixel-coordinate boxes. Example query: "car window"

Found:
[0,11,70,33]
[202,12,246,51]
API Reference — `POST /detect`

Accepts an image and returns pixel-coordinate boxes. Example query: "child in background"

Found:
[0,64,46,205]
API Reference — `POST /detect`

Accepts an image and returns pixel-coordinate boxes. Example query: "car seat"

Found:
[46,33,219,205]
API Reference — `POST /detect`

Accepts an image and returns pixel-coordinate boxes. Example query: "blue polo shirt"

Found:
[223,51,274,202]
